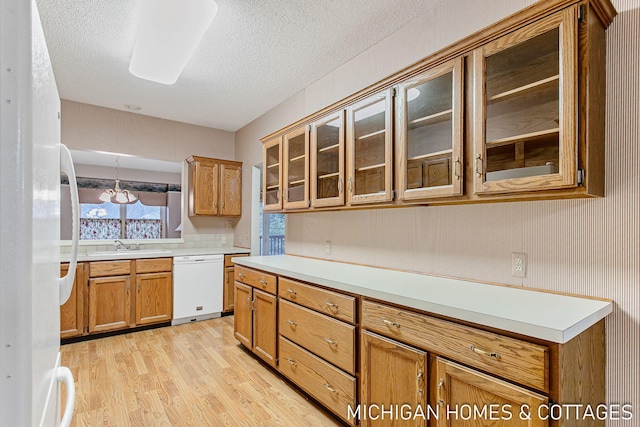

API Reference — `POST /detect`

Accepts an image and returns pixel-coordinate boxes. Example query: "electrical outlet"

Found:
[325,240,331,255]
[511,252,527,278]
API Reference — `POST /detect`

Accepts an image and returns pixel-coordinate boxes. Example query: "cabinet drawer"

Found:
[362,300,549,392]
[279,336,356,426]
[135,258,172,274]
[279,300,355,375]
[89,260,131,277]
[235,266,277,294]
[278,278,356,324]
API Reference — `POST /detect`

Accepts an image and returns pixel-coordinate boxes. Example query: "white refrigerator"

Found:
[0,0,78,426]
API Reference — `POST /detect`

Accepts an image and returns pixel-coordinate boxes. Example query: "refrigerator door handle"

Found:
[56,366,75,427]
[58,144,79,304]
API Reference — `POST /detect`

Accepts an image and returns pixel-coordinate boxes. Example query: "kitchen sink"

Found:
[87,249,172,257]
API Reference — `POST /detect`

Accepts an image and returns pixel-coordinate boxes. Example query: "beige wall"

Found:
[234,0,640,421]
[61,100,236,236]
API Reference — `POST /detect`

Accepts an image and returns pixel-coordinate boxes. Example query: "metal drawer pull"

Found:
[325,384,339,395]
[469,345,500,359]
[382,318,400,328]
[475,154,483,177]
[238,272,245,278]
[286,358,297,367]
[437,379,445,406]
[287,320,298,327]
[323,337,338,346]
[286,288,297,296]
[325,302,338,309]
[259,279,268,286]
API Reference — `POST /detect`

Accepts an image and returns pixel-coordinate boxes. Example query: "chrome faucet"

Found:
[114,240,130,251]
[114,240,141,251]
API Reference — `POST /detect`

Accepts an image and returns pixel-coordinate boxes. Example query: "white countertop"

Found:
[64,247,250,262]
[232,255,613,344]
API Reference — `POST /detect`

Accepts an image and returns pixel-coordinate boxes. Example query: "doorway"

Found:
[252,164,285,256]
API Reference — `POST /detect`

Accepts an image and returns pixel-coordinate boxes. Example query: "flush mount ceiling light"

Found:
[99,157,138,203]
[129,0,218,85]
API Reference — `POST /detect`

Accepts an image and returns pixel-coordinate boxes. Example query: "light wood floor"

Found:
[61,316,343,426]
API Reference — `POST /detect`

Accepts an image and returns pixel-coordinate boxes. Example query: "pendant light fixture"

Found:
[99,157,138,203]
[129,0,218,85]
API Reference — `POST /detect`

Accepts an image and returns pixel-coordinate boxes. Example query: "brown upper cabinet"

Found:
[283,126,310,209]
[260,0,615,212]
[311,111,345,208]
[472,8,577,195]
[397,57,464,200]
[263,137,283,211]
[346,88,394,205]
[187,156,242,217]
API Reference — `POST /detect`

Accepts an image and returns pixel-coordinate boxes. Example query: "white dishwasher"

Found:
[172,254,224,325]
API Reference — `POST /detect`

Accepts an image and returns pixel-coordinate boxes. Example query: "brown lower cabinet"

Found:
[435,358,548,427]
[61,258,173,338]
[234,266,278,367]
[233,265,607,427]
[360,331,427,427]
[223,253,249,313]
[88,274,132,333]
[60,263,86,338]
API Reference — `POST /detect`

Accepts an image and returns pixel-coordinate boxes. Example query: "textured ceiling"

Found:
[36,0,442,132]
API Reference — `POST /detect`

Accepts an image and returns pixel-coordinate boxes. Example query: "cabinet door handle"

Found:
[214,201,218,209]
[347,177,353,193]
[287,319,297,327]
[276,189,280,202]
[225,272,229,284]
[137,282,140,293]
[454,157,461,181]
[286,288,297,297]
[325,384,339,395]
[475,154,483,177]
[337,178,343,194]
[469,345,500,359]
[417,370,423,395]
[325,301,338,309]
[437,379,445,406]
[221,201,225,210]
[247,297,252,310]
[286,358,297,367]
[323,337,338,346]
[382,318,400,328]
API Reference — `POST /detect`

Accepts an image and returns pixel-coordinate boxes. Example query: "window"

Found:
[79,201,164,240]
[62,177,181,241]
[259,201,285,255]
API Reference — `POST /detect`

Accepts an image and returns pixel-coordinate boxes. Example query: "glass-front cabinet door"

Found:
[473,8,577,195]
[283,125,310,209]
[397,57,463,200]
[346,88,394,205]
[311,111,345,208]
[263,136,282,211]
